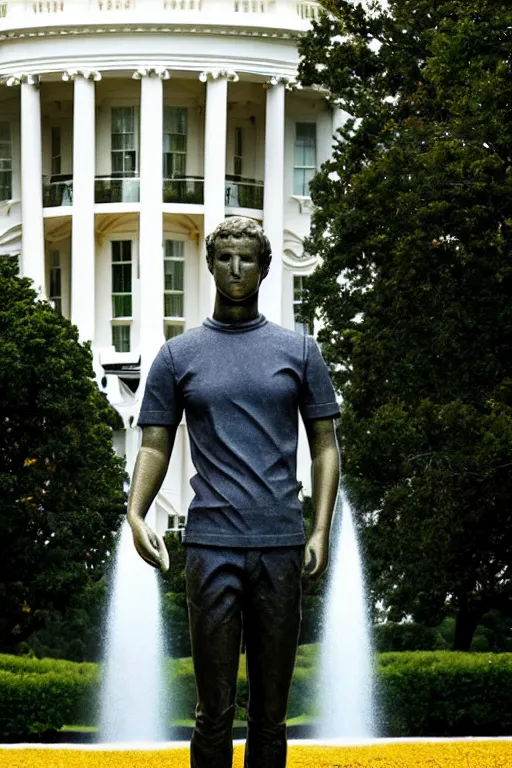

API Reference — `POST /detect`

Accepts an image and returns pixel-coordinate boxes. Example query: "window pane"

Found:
[50,250,60,268]
[112,107,134,134]
[0,122,11,143]
[0,171,12,200]
[165,240,184,258]
[50,269,61,298]
[293,275,304,301]
[112,325,131,352]
[164,293,184,318]
[112,241,132,263]
[165,324,184,340]
[170,134,186,153]
[112,263,132,293]
[164,260,184,291]
[295,123,316,167]
[112,294,132,318]
[293,168,307,196]
[164,107,187,135]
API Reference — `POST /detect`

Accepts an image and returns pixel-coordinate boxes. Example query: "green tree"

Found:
[298,1,512,649]
[0,257,126,651]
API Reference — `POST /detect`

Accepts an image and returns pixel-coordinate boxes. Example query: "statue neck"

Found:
[212,291,260,325]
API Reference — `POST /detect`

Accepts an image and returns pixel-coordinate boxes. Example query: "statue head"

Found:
[205,217,272,279]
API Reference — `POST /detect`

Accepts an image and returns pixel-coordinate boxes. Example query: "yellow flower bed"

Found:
[1,741,511,768]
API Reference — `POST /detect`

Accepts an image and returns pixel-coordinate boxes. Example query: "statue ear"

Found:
[260,265,270,281]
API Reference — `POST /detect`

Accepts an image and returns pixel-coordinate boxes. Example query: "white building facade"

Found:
[0,0,341,534]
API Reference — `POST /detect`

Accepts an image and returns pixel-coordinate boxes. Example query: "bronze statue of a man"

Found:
[128,216,340,768]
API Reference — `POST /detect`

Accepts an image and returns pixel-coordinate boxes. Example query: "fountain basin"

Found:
[1,738,511,767]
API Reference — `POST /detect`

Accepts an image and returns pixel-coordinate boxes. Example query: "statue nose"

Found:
[230,257,241,277]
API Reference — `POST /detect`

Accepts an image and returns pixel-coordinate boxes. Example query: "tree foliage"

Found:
[0,257,126,650]
[298,0,512,649]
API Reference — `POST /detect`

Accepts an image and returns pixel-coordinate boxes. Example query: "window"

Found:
[49,250,62,314]
[112,325,131,353]
[293,123,317,196]
[51,127,61,176]
[163,107,187,179]
[0,122,12,201]
[234,127,243,177]
[164,239,185,340]
[293,275,314,336]
[112,241,132,352]
[111,107,137,177]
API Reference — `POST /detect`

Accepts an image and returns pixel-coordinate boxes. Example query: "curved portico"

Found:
[0,0,345,533]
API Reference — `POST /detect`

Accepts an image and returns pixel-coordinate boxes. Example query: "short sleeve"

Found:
[137,344,184,427]
[299,336,340,421]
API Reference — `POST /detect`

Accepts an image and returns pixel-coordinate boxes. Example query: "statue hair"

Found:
[205,216,272,273]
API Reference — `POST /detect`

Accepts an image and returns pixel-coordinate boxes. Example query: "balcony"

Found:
[163,177,204,205]
[43,176,73,207]
[225,177,264,210]
[95,176,140,204]
[0,0,323,34]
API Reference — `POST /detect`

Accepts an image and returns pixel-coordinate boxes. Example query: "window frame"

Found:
[293,122,317,197]
[0,121,13,202]
[111,239,133,352]
[111,106,138,178]
[163,107,188,180]
[293,274,314,336]
[48,249,62,315]
[163,238,185,340]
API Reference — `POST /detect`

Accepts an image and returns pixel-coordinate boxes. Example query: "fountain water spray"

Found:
[99,518,168,742]
[317,493,376,739]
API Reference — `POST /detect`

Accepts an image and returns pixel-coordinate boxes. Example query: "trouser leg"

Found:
[185,546,244,768]
[243,547,303,768]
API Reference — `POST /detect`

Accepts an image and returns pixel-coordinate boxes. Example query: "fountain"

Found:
[317,492,376,739]
[99,518,168,742]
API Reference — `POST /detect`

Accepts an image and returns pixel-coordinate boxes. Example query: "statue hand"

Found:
[128,517,170,573]
[304,530,329,579]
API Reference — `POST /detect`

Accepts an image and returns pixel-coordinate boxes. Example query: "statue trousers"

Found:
[185,545,304,768]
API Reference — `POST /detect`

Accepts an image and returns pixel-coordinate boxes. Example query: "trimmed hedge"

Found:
[1,650,511,738]
[379,651,512,736]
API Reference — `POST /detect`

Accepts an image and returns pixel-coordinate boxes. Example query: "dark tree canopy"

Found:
[298,0,512,649]
[0,257,126,650]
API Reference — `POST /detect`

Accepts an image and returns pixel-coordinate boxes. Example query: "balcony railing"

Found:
[95,176,140,203]
[225,177,264,209]
[163,177,204,204]
[43,177,73,207]
[0,0,322,27]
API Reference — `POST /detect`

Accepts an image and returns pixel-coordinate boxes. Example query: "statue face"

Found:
[210,236,264,302]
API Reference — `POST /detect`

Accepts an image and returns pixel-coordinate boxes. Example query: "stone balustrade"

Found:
[0,0,322,31]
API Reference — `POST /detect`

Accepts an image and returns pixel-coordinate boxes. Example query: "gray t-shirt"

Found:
[138,314,339,547]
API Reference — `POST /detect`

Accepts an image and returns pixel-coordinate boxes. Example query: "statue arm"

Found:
[303,417,340,579]
[127,425,177,572]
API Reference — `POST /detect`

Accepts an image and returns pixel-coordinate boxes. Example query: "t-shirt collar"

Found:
[203,314,268,333]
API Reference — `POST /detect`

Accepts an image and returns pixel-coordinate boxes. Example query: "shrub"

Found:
[1,650,512,737]
[378,651,512,736]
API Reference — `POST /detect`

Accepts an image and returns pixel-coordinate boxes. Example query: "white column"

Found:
[136,68,168,381]
[199,70,237,314]
[261,79,286,324]
[332,106,349,149]
[65,70,100,342]
[20,77,45,295]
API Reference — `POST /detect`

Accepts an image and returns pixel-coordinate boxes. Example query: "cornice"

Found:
[0,23,301,43]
